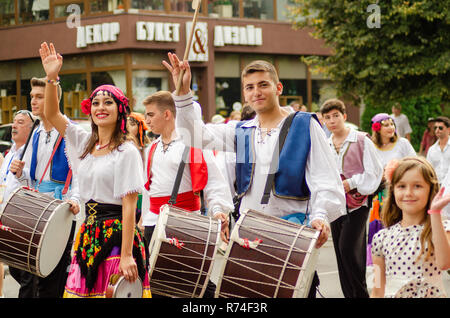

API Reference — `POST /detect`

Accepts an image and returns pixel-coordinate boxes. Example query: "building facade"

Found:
[0,0,358,125]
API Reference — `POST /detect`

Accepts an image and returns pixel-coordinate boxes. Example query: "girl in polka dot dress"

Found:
[371,156,450,298]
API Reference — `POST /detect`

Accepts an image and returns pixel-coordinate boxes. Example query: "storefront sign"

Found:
[76,22,120,48]
[136,21,180,42]
[187,21,208,62]
[214,25,262,47]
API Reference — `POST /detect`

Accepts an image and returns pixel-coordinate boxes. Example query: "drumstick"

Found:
[175,0,201,95]
[12,118,40,175]
[19,118,40,161]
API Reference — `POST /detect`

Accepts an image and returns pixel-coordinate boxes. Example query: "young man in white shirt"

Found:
[10,77,80,298]
[391,103,412,141]
[426,116,450,184]
[0,110,36,298]
[141,91,233,243]
[163,53,346,297]
[141,91,234,298]
[321,99,383,298]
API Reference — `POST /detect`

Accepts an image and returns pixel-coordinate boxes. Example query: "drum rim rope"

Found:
[0,187,54,272]
[28,197,59,274]
[216,209,319,298]
[191,215,213,297]
[274,224,306,297]
[0,187,70,276]
[148,205,220,298]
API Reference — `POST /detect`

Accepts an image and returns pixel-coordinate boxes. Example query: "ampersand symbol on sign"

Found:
[192,28,206,54]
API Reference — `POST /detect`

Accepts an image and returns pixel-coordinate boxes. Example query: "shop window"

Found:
[90,0,124,13]
[60,73,88,118]
[276,0,295,22]
[130,0,164,11]
[91,70,126,94]
[132,52,166,66]
[170,0,196,13]
[92,52,125,68]
[132,70,168,112]
[278,79,306,106]
[243,0,273,20]
[208,0,238,18]
[54,1,85,18]
[20,58,46,108]
[0,0,16,26]
[0,61,21,124]
[215,77,241,114]
[17,0,48,23]
[312,79,334,108]
[60,55,86,71]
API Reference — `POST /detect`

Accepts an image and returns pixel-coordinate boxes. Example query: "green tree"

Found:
[288,1,450,107]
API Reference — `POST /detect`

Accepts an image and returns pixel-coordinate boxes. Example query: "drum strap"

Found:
[260,112,296,204]
[168,146,190,205]
[37,135,72,195]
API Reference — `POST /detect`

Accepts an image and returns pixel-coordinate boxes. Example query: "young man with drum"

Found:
[10,77,81,298]
[141,91,233,244]
[141,91,234,297]
[320,99,383,298]
[163,53,346,297]
[0,110,36,298]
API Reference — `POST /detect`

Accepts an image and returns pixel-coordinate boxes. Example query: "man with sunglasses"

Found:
[427,116,450,184]
[426,116,450,184]
[0,110,36,298]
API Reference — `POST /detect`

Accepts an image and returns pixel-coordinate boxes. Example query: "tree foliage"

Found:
[288,1,450,106]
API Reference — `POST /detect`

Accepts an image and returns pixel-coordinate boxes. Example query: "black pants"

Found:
[330,206,370,298]
[9,266,37,298]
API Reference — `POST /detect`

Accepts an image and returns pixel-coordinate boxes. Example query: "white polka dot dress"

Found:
[371,220,450,298]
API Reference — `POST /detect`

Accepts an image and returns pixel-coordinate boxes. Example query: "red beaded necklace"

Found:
[95,142,111,150]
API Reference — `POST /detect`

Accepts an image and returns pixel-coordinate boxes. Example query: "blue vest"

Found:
[235,112,317,201]
[30,129,70,184]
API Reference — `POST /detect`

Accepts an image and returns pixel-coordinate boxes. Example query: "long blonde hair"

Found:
[381,156,440,262]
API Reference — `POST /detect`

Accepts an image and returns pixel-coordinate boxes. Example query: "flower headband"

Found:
[384,157,433,184]
[80,85,130,133]
[384,159,400,183]
[371,113,394,132]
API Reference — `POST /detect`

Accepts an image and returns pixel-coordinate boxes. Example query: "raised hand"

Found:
[39,42,63,80]
[429,187,450,212]
[162,52,191,96]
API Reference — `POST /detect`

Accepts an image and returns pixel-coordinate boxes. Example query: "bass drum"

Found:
[0,187,72,277]
[215,208,320,298]
[148,204,220,298]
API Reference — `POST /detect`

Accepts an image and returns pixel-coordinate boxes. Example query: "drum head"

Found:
[38,202,72,277]
[114,277,143,298]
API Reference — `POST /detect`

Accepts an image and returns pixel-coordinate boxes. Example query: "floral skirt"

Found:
[63,246,152,298]
[63,216,151,298]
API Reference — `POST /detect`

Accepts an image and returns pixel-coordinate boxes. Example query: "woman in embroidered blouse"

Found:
[39,42,151,298]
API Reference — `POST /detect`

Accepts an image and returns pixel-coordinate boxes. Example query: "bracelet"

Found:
[47,76,60,86]
[427,209,441,215]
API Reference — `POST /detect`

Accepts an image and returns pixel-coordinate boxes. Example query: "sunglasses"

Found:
[434,126,445,131]
[15,110,35,123]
